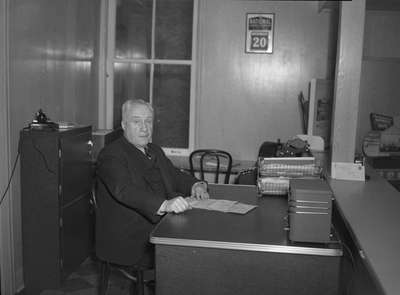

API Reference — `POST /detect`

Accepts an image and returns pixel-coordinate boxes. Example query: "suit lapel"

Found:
[148,145,174,198]
[121,137,155,187]
[121,139,175,198]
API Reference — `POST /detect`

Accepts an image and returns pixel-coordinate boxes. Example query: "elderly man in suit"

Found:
[96,99,208,268]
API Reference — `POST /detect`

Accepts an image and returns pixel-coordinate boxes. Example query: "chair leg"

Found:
[136,270,145,295]
[129,269,145,295]
[99,261,110,295]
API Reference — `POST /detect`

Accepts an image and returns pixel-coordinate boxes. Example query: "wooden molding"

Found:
[0,0,17,294]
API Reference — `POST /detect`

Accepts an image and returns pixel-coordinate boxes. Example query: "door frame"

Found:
[0,0,17,293]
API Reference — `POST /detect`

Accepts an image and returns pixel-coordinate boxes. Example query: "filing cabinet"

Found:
[20,126,93,294]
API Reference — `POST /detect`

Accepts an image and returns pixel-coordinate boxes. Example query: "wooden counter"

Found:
[329,168,400,295]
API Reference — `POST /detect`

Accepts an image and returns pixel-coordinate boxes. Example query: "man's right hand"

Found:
[162,196,191,213]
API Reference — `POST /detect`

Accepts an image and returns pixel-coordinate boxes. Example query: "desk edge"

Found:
[150,237,343,257]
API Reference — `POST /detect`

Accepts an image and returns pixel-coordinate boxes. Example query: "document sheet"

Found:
[186,197,257,214]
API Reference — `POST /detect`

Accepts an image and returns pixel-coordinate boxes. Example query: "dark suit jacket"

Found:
[95,136,197,266]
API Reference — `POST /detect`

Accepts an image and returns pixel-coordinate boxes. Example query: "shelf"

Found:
[363,56,400,63]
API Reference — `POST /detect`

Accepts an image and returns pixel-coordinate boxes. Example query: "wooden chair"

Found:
[98,261,153,295]
[90,189,154,295]
[189,149,233,184]
[234,167,257,185]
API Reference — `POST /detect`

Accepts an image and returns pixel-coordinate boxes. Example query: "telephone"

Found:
[277,138,310,157]
[29,109,58,130]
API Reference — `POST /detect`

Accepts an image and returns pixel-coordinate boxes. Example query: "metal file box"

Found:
[257,157,321,195]
[288,179,333,243]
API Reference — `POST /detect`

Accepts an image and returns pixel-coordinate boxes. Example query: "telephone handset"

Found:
[29,109,58,130]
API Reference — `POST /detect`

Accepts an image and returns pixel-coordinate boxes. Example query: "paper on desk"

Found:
[227,203,258,214]
[186,197,257,214]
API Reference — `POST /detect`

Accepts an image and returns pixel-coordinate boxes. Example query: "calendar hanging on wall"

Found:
[245,13,274,54]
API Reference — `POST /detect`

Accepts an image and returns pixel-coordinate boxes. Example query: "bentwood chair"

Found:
[189,149,233,184]
[234,167,257,185]
[90,188,154,295]
[98,260,152,295]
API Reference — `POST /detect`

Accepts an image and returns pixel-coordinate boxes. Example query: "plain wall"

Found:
[356,10,400,152]
[196,0,338,161]
[8,0,100,288]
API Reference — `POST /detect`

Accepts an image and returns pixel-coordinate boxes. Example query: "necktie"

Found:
[144,147,152,160]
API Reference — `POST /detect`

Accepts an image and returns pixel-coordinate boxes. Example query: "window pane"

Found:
[155,0,193,60]
[115,0,152,59]
[113,63,150,128]
[152,65,190,148]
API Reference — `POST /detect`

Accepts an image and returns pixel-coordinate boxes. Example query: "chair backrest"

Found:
[189,149,233,184]
[234,168,257,185]
[258,141,279,158]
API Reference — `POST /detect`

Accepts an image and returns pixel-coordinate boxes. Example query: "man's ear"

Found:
[121,121,126,131]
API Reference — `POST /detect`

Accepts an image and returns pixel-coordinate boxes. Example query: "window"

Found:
[104,0,197,155]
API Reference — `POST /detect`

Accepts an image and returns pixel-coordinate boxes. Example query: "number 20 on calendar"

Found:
[245,13,274,54]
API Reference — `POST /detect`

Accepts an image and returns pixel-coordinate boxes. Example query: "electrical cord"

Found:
[0,151,20,206]
[1,130,55,206]
[32,139,56,175]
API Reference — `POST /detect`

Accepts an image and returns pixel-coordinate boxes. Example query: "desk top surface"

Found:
[329,169,400,295]
[150,184,342,256]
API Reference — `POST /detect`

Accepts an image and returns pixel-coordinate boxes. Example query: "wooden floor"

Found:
[19,257,154,295]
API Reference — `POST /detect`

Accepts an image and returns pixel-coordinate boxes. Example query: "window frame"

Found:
[100,0,198,156]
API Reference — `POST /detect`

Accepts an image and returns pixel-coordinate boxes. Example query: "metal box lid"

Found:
[289,179,332,202]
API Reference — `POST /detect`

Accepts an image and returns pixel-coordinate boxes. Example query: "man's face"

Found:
[122,104,153,148]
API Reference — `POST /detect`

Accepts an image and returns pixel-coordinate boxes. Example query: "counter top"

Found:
[328,169,400,295]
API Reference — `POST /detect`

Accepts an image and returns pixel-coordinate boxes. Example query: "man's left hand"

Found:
[191,181,209,199]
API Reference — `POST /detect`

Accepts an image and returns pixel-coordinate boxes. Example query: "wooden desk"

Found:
[150,184,342,295]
